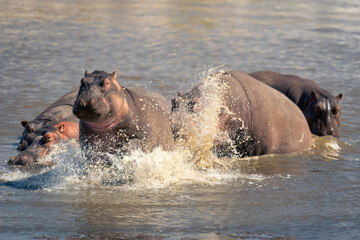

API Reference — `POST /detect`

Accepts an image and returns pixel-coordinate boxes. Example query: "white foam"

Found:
[0,168,32,182]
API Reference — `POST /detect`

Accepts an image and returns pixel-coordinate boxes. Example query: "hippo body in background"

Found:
[171,71,312,157]
[249,71,342,138]
[126,86,172,115]
[73,70,175,164]
[9,90,80,165]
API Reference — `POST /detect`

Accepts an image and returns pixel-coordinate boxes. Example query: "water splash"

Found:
[0,140,85,190]
[173,68,235,168]
[2,138,248,190]
[1,68,270,190]
[309,135,342,160]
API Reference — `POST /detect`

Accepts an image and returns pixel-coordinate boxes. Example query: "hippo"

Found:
[248,71,342,138]
[171,71,312,157]
[72,70,175,164]
[9,90,80,165]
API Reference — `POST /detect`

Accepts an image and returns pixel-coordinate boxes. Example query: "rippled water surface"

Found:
[0,0,360,239]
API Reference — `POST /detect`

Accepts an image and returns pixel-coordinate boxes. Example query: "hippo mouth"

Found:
[8,145,49,165]
[84,115,121,132]
[83,100,129,133]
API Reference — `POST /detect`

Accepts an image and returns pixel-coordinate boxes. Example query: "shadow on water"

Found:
[1,168,59,190]
[0,163,77,190]
[37,231,295,240]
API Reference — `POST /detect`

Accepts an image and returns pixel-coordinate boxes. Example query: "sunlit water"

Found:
[0,0,359,239]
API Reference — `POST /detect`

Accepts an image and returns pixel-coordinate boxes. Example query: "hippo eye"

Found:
[186,100,196,110]
[102,79,111,87]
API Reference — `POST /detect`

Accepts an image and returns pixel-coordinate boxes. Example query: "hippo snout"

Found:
[73,97,104,121]
[315,129,338,138]
[78,99,86,108]
[8,154,35,165]
[73,98,90,118]
[8,155,18,165]
[328,129,339,138]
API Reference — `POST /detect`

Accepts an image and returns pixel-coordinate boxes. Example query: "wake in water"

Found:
[308,135,342,160]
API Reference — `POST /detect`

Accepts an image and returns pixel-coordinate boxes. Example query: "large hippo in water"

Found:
[9,90,80,165]
[72,70,175,164]
[249,71,342,138]
[171,71,312,157]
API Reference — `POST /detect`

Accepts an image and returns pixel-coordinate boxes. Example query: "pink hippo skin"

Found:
[9,90,80,165]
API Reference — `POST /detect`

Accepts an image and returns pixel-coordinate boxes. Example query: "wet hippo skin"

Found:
[249,70,342,138]
[171,71,312,157]
[9,90,80,165]
[73,70,175,164]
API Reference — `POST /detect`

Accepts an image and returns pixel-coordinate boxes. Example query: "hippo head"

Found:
[305,91,342,138]
[17,120,40,151]
[170,91,201,136]
[73,70,127,131]
[9,120,79,165]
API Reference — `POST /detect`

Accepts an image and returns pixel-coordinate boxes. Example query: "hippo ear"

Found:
[310,91,318,99]
[21,120,28,128]
[58,123,65,134]
[111,69,117,80]
[337,93,342,101]
[85,69,89,76]
[177,91,183,97]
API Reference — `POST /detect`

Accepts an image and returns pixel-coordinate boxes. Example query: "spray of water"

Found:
[308,135,342,160]
[173,69,237,169]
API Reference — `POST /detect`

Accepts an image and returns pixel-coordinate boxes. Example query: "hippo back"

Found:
[223,71,312,155]
[18,89,78,151]
[248,71,319,107]
[35,89,78,122]
[126,86,171,115]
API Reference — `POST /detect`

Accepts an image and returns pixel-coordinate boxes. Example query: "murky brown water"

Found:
[1,0,360,239]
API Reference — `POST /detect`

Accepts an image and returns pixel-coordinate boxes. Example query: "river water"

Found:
[0,0,359,239]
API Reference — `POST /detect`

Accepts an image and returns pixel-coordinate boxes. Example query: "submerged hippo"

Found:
[171,71,312,157]
[9,90,80,165]
[249,71,342,138]
[72,70,175,163]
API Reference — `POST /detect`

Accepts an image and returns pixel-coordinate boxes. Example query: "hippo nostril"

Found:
[79,99,86,108]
